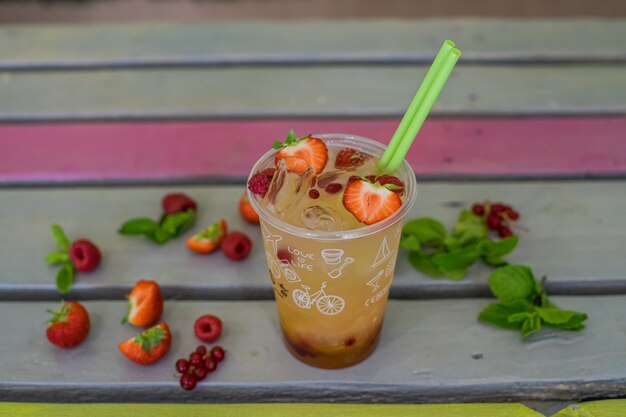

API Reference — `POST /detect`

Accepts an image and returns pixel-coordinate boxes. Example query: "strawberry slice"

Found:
[118,322,171,365]
[342,179,402,225]
[273,131,328,174]
[123,280,163,327]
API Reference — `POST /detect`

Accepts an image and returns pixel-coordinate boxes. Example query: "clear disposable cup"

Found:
[247,134,417,369]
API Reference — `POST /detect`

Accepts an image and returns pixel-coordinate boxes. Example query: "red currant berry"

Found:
[308,189,320,199]
[204,357,217,372]
[193,366,208,381]
[325,183,343,194]
[487,215,503,230]
[180,374,197,391]
[211,346,226,362]
[194,314,223,343]
[175,359,189,374]
[507,209,520,221]
[195,345,207,356]
[347,175,361,185]
[189,352,203,367]
[471,204,485,216]
[498,226,514,238]
[491,203,506,215]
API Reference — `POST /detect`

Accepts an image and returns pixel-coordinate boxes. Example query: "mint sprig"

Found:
[478,265,588,339]
[401,210,518,280]
[271,130,312,149]
[46,224,76,293]
[119,209,196,245]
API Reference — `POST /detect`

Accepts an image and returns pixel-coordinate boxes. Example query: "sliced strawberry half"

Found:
[274,136,328,174]
[342,180,402,225]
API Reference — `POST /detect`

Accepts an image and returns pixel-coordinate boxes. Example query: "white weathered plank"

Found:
[0,19,625,69]
[0,65,624,121]
[0,297,623,402]
[0,182,624,298]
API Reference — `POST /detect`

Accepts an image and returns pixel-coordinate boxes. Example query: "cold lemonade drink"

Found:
[247,133,417,368]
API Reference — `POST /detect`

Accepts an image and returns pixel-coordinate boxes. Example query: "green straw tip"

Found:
[452,48,462,57]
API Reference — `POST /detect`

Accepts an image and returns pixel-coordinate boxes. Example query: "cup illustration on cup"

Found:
[321,249,354,279]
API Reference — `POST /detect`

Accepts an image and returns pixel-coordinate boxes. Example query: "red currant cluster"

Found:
[471,202,520,238]
[176,345,226,391]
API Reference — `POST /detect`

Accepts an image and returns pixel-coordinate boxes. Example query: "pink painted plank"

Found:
[1,117,625,182]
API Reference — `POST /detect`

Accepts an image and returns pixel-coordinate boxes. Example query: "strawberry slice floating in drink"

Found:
[273,130,328,174]
[342,179,403,225]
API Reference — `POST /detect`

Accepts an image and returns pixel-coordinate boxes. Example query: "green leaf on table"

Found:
[408,252,443,278]
[537,308,588,331]
[432,244,480,280]
[147,227,173,244]
[478,299,533,330]
[56,262,74,294]
[118,218,159,235]
[402,218,446,246]
[46,251,69,265]
[488,264,537,304]
[160,209,196,237]
[478,235,519,266]
[399,234,421,252]
[50,224,70,251]
[444,210,487,250]
[519,313,542,339]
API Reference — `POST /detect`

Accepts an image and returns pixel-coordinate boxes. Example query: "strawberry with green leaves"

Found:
[119,323,172,365]
[46,301,91,348]
[273,130,328,174]
[186,219,228,254]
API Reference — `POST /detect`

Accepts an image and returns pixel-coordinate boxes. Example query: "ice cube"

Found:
[262,159,316,218]
[300,205,346,231]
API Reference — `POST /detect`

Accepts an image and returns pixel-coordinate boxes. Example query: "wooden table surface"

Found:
[0,19,625,415]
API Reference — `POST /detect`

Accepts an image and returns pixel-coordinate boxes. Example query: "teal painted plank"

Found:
[0,65,624,121]
[0,182,624,295]
[0,19,625,68]
[0,297,623,402]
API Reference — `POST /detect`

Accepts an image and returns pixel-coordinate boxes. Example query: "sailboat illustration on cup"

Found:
[371,236,392,268]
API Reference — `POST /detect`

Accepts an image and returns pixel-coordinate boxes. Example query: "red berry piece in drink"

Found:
[325,183,343,194]
[276,249,291,262]
[247,171,271,197]
[180,374,197,391]
[487,215,503,230]
[162,193,197,215]
[193,367,208,381]
[194,314,223,343]
[335,148,365,169]
[175,359,190,374]
[69,240,101,273]
[471,204,485,216]
[204,357,217,372]
[498,226,514,238]
[222,232,252,261]
[211,346,226,362]
[308,189,320,199]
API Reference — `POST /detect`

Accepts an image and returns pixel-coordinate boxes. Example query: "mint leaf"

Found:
[445,210,487,250]
[160,210,196,237]
[147,227,172,244]
[478,235,519,266]
[537,308,588,331]
[271,141,284,149]
[520,313,542,339]
[432,244,479,280]
[56,262,74,293]
[488,264,537,304]
[478,299,533,330]
[408,252,443,278]
[284,129,297,145]
[402,218,446,246]
[399,234,421,251]
[383,183,404,191]
[46,251,69,265]
[50,224,70,251]
[119,218,158,235]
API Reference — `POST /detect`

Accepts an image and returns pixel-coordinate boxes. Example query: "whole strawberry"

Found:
[123,280,163,327]
[46,301,90,348]
[119,323,172,365]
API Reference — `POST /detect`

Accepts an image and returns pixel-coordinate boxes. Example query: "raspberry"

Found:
[375,175,405,196]
[69,240,101,272]
[325,183,343,194]
[222,232,252,261]
[335,148,365,169]
[262,167,276,180]
[498,226,514,238]
[162,193,197,215]
[194,314,223,343]
[247,171,271,197]
[487,215,503,230]
[471,204,485,216]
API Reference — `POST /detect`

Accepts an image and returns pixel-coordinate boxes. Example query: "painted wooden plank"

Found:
[0,297,624,402]
[1,118,625,184]
[552,400,626,417]
[0,403,544,417]
[0,182,624,299]
[0,20,625,69]
[0,66,624,122]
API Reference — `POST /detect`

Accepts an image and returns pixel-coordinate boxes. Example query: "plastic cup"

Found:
[247,134,417,369]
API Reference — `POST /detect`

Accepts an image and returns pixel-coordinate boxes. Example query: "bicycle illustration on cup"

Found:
[292,281,345,316]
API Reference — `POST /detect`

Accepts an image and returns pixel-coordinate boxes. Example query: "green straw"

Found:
[378,41,461,174]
